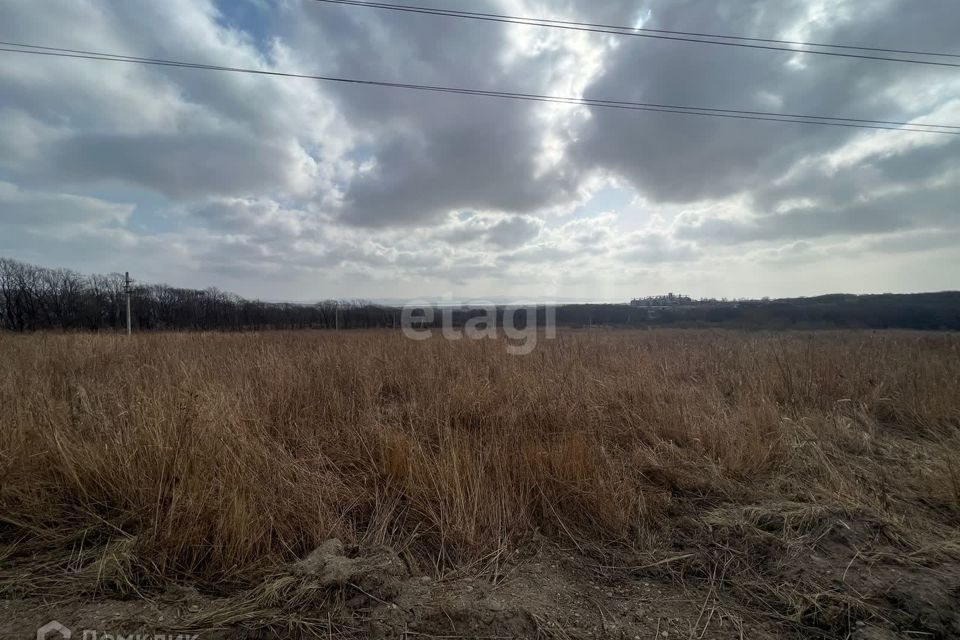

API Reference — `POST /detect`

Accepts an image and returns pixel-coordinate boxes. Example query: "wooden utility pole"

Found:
[125,271,132,335]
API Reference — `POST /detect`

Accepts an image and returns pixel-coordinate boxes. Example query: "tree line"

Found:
[3,257,958,332]
[0,258,396,331]
[553,295,960,330]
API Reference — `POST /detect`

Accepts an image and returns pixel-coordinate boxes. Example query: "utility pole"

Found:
[125,271,133,335]
[335,301,339,331]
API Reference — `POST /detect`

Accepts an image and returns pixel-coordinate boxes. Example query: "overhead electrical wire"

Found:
[1,42,957,135]
[311,0,960,69]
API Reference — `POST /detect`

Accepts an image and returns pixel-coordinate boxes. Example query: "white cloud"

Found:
[0,0,957,300]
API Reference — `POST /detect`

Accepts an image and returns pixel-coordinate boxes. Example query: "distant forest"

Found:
[0,257,391,331]
[2,257,959,332]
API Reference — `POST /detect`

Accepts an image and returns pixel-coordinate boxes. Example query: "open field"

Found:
[2,330,960,639]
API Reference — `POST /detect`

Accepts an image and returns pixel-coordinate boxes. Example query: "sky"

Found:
[1,0,958,303]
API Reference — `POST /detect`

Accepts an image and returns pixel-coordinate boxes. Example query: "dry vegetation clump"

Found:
[1,329,959,637]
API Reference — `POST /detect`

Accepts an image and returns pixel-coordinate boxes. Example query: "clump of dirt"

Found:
[292,538,409,606]
[3,509,959,639]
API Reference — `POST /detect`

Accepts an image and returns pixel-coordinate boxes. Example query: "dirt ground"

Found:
[4,507,959,640]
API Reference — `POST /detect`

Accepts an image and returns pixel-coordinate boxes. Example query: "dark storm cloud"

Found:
[279,0,586,226]
[46,133,308,199]
[336,105,580,226]
[0,0,351,203]
[868,138,960,184]
[568,0,960,204]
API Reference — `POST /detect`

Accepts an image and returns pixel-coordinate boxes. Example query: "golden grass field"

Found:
[2,329,959,638]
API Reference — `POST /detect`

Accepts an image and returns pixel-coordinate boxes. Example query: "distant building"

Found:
[629,293,693,308]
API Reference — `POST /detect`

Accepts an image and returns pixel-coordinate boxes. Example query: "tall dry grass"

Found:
[1,329,958,591]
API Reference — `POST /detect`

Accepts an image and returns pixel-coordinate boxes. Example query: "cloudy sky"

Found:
[1,0,958,302]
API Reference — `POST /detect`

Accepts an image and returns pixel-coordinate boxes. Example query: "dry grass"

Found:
[1,329,959,634]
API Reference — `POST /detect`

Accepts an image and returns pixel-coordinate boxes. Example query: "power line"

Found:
[12,39,952,131]
[1,42,958,135]
[311,0,960,69]
[3,42,955,134]
[317,0,960,59]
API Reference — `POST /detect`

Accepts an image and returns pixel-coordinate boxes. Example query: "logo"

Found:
[37,621,71,640]
[400,298,557,355]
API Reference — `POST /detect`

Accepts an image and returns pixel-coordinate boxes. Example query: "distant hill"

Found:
[2,257,958,332]
[558,292,960,330]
